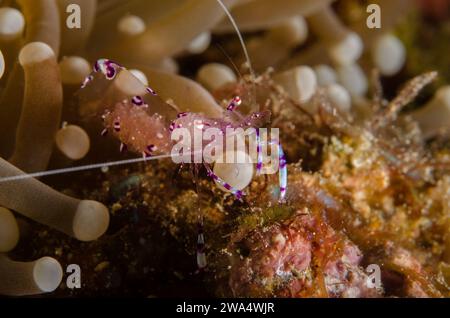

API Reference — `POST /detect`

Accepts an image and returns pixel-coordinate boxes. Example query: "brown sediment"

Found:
[0,157,109,242]
[9,42,62,173]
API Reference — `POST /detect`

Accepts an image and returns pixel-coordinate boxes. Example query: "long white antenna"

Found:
[215,0,257,91]
[0,152,203,183]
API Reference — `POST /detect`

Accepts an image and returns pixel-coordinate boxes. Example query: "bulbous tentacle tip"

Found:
[73,200,110,242]
[33,257,63,293]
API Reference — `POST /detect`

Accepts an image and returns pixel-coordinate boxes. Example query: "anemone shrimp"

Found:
[79,58,288,270]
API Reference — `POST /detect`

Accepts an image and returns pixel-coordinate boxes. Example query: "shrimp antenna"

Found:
[215,0,257,106]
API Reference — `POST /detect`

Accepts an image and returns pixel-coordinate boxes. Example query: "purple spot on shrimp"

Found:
[146,87,157,95]
[132,96,144,106]
[169,122,176,132]
[114,121,121,132]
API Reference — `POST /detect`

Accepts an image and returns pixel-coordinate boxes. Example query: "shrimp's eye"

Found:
[105,66,116,80]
